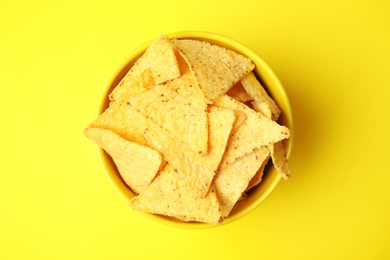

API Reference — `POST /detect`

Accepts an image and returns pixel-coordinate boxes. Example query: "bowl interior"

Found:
[96,31,293,229]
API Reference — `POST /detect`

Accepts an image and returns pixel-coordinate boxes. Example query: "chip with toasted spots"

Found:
[214,95,290,169]
[143,106,235,198]
[130,164,223,224]
[252,101,273,119]
[214,147,270,217]
[83,127,162,194]
[250,88,290,180]
[241,72,281,121]
[90,101,148,145]
[129,73,209,154]
[109,35,181,102]
[171,38,254,102]
[249,92,291,180]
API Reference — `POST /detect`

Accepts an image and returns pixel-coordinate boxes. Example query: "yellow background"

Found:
[1,0,389,259]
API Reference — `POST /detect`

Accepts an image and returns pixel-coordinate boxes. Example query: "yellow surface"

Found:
[1,0,389,259]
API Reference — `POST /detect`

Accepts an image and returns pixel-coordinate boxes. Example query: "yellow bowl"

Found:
[96,31,294,229]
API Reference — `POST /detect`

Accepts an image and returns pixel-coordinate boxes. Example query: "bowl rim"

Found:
[95,31,294,229]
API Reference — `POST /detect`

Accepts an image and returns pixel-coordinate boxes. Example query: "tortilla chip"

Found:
[83,127,162,194]
[174,49,191,75]
[214,95,290,169]
[109,35,181,102]
[269,141,291,180]
[143,106,235,198]
[252,101,273,119]
[171,39,255,102]
[250,94,291,180]
[214,147,270,217]
[246,154,270,191]
[238,192,248,202]
[250,92,291,180]
[130,164,223,224]
[231,110,247,135]
[129,73,209,154]
[138,69,155,89]
[90,101,148,145]
[226,81,253,103]
[241,72,281,120]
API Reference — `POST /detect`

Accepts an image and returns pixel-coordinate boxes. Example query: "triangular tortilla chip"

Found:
[90,101,148,145]
[171,39,254,102]
[269,141,291,180]
[249,93,291,180]
[83,127,162,194]
[129,73,209,154]
[241,72,281,120]
[143,106,236,198]
[214,147,270,217]
[109,35,181,102]
[214,95,290,169]
[130,164,223,224]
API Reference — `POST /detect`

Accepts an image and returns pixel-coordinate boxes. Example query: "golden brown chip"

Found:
[231,110,247,136]
[226,81,253,103]
[252,101,272,119]
[269,141,291,180]
[174,49,191,75]
[214,95,290,169]
[246,154,270,191]
[143,106,236,198]
[90,101,148,145]
[238,192,248,202]
[138,69,155,89]
[83,127,162,194]
[130,164,223,224]
[171,39,255,102]
[249,90,291,180]
[214,147,270,217]
[249,92,291,180]
[109,35,181,102]
[129,73,209,154]
[241,72,281,121]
